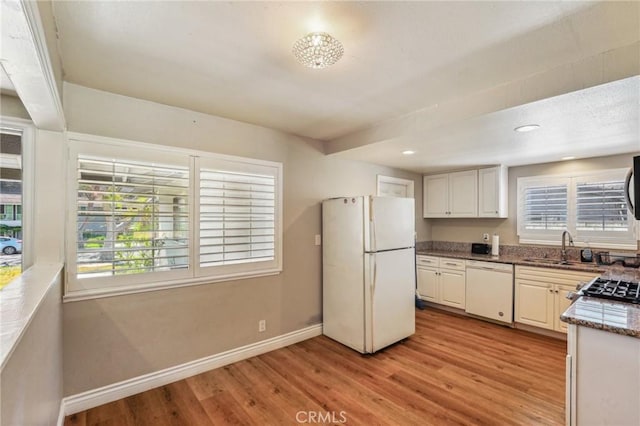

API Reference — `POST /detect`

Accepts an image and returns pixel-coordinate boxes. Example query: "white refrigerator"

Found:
[322,196,416,354]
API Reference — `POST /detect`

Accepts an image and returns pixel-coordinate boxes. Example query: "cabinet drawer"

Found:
[439,258,466,271]
[515,266,598,286]
[416,255,439,268]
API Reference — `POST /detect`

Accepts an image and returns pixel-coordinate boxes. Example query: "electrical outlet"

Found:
[482,233,489,242]
[315,234,321,246]
[258,319,266,332]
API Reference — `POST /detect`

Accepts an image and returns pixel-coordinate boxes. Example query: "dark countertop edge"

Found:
[416,250,607,273]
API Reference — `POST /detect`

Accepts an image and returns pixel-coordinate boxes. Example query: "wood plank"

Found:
[65,308,566,425]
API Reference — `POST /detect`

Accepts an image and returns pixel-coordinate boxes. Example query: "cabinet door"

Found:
[423,174,449,218]
[555,284,575,333]
[515,279,554,329]
[439,269,466,309]
[449,170,478,217]
[478,166,507,218]
[417,267,438,302]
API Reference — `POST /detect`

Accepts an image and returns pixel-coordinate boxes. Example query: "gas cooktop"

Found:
[581,278,640,304]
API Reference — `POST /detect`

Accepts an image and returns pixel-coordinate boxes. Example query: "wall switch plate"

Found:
[482,233,489,242]
[315,234,321,246]
[258,320,266,332]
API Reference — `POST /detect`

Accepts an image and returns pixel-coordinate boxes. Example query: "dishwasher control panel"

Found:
[466,260,513,272]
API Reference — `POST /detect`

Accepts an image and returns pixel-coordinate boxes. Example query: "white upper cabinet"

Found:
[424,166,508,218]
[449,170,478,217]
[423,174,449,217]
[423,170,477,218]
[478,166,508,218]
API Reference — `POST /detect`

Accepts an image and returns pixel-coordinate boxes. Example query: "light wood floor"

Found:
[65,308,567,425]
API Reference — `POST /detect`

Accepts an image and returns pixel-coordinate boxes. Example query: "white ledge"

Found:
[0,262,63,371]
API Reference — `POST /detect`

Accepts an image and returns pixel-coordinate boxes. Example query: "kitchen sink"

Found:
[522,258,586,266]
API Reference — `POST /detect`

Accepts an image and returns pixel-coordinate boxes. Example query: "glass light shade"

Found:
[292,32,344,69]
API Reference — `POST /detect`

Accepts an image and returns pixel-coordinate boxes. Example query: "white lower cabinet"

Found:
[567,325,640,426]
[417,256,465,309]
[416,266,438,302]
[515,266,597,333]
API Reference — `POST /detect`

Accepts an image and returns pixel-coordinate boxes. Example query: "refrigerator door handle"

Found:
[369,196,377,252]
[372,253,377,293]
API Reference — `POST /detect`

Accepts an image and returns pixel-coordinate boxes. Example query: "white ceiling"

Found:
[333,76,640,173]
[48,1,639,171]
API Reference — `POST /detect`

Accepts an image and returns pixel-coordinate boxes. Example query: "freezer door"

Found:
[322,196,366,353]
[364,248,416,353]
[366,196,415,252]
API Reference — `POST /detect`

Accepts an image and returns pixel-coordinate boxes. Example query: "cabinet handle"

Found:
[444,262,457,266]
[555,290,559,294]
[548,289,553,293]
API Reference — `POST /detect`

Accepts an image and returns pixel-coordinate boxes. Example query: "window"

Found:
[517,169,637,248]
[0,119,33,290]
[66,137,282,300]
[75,156,190,279]
[521,181,568,233]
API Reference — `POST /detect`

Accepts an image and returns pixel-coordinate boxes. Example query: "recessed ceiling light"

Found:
[561,156,576,161]
[514,124,540,133]
[402,150,415,155]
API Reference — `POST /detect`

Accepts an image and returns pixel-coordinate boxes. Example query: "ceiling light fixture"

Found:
[561,156,576,161]
[292,32,344,69]
[402,150,416,155]
[514,124,541,133]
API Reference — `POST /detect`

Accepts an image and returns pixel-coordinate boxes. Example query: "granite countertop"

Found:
[560,297,640,338]
[416,249,609,274]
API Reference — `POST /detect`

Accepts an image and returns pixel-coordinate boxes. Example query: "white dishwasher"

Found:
[465,260,514,324]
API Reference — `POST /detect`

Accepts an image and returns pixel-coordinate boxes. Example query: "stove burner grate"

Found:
[581,278,640,304]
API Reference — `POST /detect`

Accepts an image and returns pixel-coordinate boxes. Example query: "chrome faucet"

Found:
[561,230,574,263]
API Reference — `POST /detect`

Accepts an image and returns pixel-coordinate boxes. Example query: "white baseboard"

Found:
[62,324,322,417]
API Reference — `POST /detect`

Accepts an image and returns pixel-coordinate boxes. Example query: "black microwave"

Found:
[626,155,640,220]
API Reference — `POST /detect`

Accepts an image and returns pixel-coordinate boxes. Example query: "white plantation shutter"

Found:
[522,184,568,231]
[517,169,636,247]
[196,157,282,278]
[66,138,283,300]
[576,180,628,231]
[199,170,275,266]
[75,156,190,279]
[574,171,636,244]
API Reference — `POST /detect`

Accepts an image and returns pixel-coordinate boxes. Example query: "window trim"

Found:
[0,116,34,271]
[376,175,415,198]
[64,132,283,302]
[517,168,637,249]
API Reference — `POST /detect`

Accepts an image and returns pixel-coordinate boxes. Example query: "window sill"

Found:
[519,238,637,250]
[63,268,282,302]
[0,262,63,370]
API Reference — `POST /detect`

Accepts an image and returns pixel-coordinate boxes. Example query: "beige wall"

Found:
[62,83,429,395]
[0,95,31,120]
[34,129,66,263]
[429,153,639,247]
[1,274,63,426]
[1,99,64,425]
